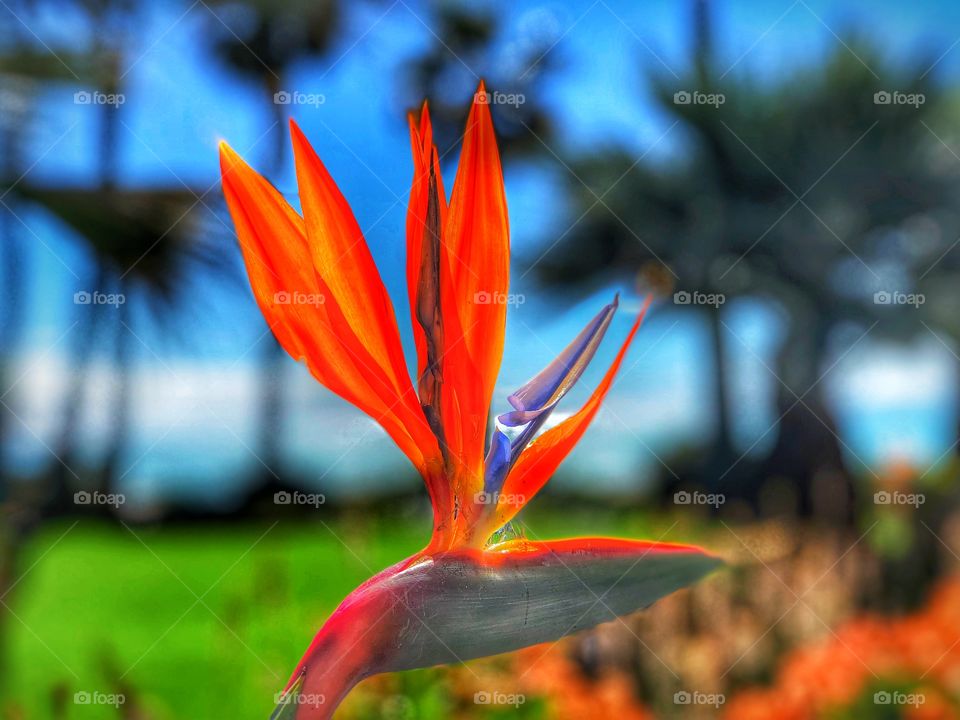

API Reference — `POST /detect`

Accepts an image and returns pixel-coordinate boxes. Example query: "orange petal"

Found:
[219,141,439,477]
[441,80,510,487]
[406,103,448,385]
[289,119,415,401]
[494,298,652,528]
[406,110,430,382]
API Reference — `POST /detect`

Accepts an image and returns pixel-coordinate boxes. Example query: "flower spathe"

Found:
[219,81,721,720]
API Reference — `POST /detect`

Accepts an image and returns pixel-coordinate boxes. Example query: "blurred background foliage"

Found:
[2,0,960,718]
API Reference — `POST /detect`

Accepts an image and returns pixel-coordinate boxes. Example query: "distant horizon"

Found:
[6,292,954,505]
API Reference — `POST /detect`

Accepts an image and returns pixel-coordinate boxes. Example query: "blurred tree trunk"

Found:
[704,306,737,489]
[202,4,353,496]
[762,314,853,522]
[254,75,288,487]
[101,278,130,495]
[50,263,112,509]
[97,64,127,497]
[50,59,121,508]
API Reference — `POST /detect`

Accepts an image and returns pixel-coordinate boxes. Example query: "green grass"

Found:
[0,507,696,719]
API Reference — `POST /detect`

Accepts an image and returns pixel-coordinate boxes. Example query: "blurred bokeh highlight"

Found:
[3,0,960,717]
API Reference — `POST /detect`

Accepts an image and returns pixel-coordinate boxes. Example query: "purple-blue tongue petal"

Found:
[483,430,512,494]
[484,295,619,495]
[508,295,619,415]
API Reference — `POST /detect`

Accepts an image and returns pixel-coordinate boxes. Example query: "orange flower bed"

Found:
[513,644,654,720]
[724,578,960,719]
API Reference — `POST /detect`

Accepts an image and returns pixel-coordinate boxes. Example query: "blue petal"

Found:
[508,295,619,413]
[483,429,512,495]
[482,295,619,495]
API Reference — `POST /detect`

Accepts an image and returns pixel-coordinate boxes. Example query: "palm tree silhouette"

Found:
[535,1,954,515]
[204,0,342,491]
[9,1,224,504]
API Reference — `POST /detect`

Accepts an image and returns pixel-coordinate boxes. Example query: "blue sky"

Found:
[6,0,960,504]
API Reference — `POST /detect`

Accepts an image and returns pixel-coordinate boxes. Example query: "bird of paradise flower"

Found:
[219,82,721,720]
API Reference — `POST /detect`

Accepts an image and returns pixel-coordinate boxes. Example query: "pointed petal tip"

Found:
[289,120,322,176]
[411,100,435,151]
[218,140,238,165]
[679,544,724,565]
[677,547,725,581]
[485,536,724,574]
[632,541,724,578]
[218,141,249,183]
[472,80,494,115]
[289,119,334,184]
[659,547,724,591]
[288,116,307,146]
